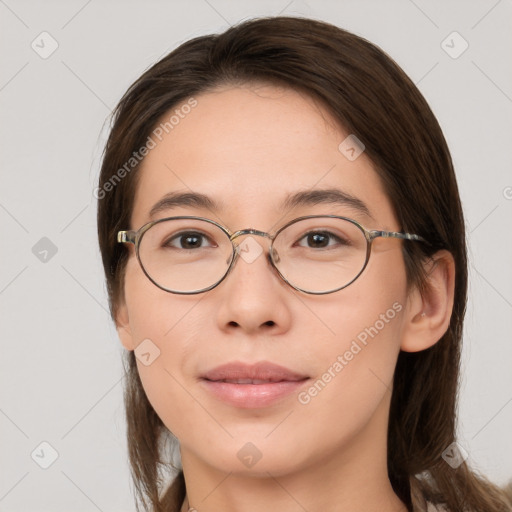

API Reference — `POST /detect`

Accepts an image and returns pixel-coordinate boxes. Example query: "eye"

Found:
[296,230,350,249]
[163,231,216,250]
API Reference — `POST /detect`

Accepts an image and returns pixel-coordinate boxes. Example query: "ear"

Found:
[115,300,136,351]
[400,249,455,353]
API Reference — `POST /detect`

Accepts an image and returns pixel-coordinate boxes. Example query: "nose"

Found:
[214,233,292,335]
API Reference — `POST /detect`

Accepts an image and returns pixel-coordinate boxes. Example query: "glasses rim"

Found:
[117,214,429,295]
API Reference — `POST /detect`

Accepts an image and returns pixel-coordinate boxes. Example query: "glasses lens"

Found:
[138,218,233,293]
[273,217,368,293]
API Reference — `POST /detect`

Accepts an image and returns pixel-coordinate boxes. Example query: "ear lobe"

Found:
[400,249,456,353]
[115,302,135,351]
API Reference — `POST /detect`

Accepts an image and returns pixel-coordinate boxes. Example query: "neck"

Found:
[180,471,407,512]
[180,476,408,512]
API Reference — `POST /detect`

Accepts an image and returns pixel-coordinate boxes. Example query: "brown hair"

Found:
[96,16,512,512]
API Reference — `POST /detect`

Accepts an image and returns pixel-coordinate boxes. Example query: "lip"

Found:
[200,361,309,408]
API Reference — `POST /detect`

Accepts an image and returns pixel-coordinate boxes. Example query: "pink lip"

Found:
[200,361,309,408]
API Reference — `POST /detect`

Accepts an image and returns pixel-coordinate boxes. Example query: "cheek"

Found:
[291,298,405,461]
[301,295,405,403]
[296,249,407,408]
[123,260,213,436]
[124,253,203,341]
[305,249,407,354]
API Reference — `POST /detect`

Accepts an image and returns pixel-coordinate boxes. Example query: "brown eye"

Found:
[296,231,350,249]
[163,232,215,250]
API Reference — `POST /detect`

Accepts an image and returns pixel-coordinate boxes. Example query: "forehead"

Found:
[131,84,395,230]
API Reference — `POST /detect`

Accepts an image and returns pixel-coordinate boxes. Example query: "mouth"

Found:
[202,360,308,382]
[209,378,298,384]
[200,361,309,408]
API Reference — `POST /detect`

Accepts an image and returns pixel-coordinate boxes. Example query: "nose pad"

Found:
[271,247,280,264]
[225,242,248,264]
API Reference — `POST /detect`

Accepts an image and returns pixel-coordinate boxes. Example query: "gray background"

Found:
[1,0,511,510]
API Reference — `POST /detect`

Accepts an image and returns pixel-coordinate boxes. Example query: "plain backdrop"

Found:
[1,1,511,510]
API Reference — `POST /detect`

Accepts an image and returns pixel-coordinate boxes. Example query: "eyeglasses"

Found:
[117,215,428,295]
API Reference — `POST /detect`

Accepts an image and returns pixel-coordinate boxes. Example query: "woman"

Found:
[96,16,512,512]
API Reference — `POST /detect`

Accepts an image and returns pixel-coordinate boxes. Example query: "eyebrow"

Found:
[282,188,374,221]
[149,191,223,219]
[149,188,374,221]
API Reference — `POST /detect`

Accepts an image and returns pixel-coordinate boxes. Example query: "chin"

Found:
[191,440,310,478]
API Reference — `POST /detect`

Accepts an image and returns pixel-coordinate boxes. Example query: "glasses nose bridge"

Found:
[229,228,278,264]
[229,228,274,244]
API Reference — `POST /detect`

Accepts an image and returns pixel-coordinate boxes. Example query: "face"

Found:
[117,83,413,477]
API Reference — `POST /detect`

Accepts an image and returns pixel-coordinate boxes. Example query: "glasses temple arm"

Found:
[369,230,430,244]
[117,231,137,244]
